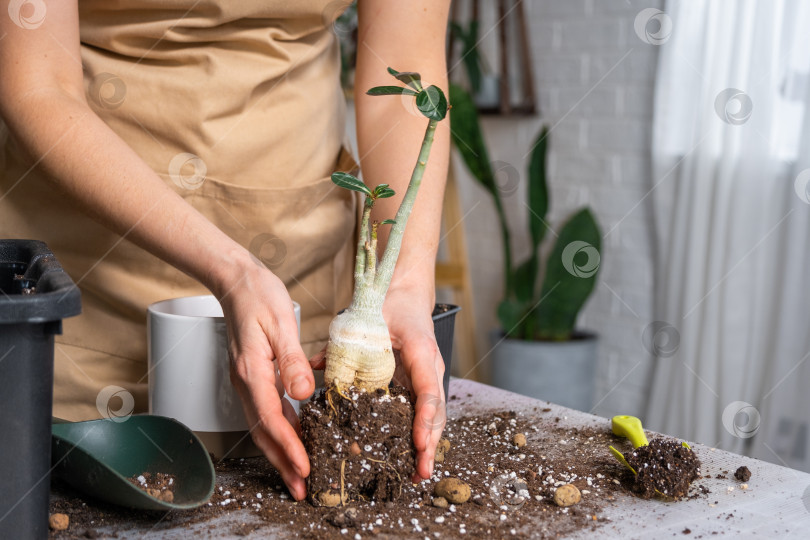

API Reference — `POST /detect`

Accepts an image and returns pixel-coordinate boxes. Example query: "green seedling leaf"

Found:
[332,172,372,196]
[381,219,396,225]
[416,85,448,121]
[394,72,422,91]
[367,86,418,96]
[387,67,423,90]
[375,186,396,199]
[371,183,389,196]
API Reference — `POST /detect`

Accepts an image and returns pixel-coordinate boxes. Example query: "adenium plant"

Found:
[324,68,448,392]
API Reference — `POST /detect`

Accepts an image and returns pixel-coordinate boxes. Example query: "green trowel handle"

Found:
[611,415,649,449]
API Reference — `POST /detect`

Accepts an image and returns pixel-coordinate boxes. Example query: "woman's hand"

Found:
[211,253,316,501]
[308,282,447,480]
[0,5,317,500]
[383,284,446,481]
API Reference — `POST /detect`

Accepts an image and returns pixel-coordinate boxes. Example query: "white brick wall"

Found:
[450,0,664,417]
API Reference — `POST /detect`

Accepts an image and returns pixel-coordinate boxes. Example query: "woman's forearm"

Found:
[354,0,451,310]
[1,87,249,295]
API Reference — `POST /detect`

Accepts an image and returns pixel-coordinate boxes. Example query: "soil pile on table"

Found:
[50,406,635,538]
[128,472,177,503]
[300,385,415,506]
[49,398,712,539]
[623,438,701,499]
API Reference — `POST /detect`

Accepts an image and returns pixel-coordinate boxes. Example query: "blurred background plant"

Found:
[449,84,601,341]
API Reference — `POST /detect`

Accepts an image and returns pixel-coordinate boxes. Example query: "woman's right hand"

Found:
[211,253,316,501]
[0,5,315,500]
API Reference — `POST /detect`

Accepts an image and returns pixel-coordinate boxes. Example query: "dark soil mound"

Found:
[301,384,415,506]
[623,438,701,499]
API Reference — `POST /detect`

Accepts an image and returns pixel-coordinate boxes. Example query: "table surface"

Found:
[51,379,810,539]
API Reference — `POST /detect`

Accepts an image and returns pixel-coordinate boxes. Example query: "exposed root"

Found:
[326,390,338,418]
[340,459,347,507]
[365,457,403,497]
[325,382,353,418]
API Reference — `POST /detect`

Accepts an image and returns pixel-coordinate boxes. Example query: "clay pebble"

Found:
[49,513,69,531]
[553,484,581,507]
[435,438,451,463]
[434,478,471,504]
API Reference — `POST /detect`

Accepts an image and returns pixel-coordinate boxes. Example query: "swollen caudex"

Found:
[323,311,395,391]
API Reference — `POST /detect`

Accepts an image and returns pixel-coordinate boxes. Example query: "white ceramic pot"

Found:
[147,295,300,457]
[489,330,598,412]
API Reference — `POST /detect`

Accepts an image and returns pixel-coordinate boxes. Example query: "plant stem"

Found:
[373,119,439,297]
[354,202,372,286]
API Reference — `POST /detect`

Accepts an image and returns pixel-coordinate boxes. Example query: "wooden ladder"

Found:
[435,163,480,382]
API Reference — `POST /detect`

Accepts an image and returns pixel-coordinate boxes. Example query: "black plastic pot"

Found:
[432,303,460,398]
[0,240,81,540]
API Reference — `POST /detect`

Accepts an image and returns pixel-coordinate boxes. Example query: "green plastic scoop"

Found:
[51,416,215,510]
[608,415,691,495]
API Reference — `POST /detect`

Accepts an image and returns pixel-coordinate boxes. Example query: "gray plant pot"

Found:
[489,330,598,412]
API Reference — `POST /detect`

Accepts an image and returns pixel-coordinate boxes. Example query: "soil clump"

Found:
[300,385,415,506]
[622,438,701,499]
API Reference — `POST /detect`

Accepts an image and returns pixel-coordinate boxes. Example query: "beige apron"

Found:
[0,0,357,420]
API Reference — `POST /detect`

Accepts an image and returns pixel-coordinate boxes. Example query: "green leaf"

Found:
[385,68,422,91]
[448,84,496,196]
[331,172,372,196]
[367,86,418,96]
[533,208,601,340]
[497,299,528,339]
[381,219,396,225]
[416,85,448,121]
[375,187,395,199]
[528,126,550,251]
[513,254,538,303]
[450,21,483,94]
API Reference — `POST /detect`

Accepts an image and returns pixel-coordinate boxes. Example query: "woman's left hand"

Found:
[383,285,446,481]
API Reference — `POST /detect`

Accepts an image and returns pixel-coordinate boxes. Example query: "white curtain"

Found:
[647,0,810,472]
